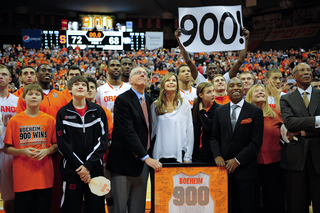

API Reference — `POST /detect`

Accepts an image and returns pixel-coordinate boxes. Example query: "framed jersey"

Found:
[154,164,228,213]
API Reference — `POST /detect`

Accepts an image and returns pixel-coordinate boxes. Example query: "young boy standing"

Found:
[56,76,108,213]
[86,76,114,212]
[4,84,57,213]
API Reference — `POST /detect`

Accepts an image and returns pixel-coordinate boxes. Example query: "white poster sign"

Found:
[178,5,245,52]
[146,32,163,50]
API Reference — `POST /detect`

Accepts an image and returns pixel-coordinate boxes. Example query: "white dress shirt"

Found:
[229,99,245,122]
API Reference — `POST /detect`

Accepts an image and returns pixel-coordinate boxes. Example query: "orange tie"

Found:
[141,96,150,150]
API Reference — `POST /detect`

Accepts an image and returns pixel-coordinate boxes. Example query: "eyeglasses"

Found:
[132,71,148,76]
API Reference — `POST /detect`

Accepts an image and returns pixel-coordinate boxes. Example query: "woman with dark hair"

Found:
[192,82,219,162]
[152,73,193,163]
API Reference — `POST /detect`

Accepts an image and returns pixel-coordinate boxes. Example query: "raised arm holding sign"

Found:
[175,27,250,84]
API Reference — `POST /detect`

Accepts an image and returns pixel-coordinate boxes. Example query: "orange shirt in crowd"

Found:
[13,87,24,97]
[302,52,308,59]
[81,64,87,71]
[100,105,113,141]
[38,53,45,60]
[4,111,56,192]
[253,64,260,70]
[58,69,67,78]
[214,95,230,105]
[61,88,73,103]
[154,70,169,76]
[75,46,81,52]
[100,105,113,164]
[17,89,68,119]
[23,57,29,65]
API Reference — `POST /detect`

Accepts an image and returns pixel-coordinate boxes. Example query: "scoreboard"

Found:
[42,30,146,51]
[42,30,66,48]
[123,32,145,51]
[66,30,123,50]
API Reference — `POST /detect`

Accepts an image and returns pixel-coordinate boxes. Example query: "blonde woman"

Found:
[246,84,285,213]
[152,73,193,163]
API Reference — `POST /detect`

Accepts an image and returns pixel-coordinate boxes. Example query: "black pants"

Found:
[285,150,320,213]
[228,174,255,213]
[255,161,285,213]
[14,188,52,213]
[194,149,215,163]
[60,180,105,213]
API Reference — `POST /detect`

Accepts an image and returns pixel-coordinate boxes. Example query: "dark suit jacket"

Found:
[106,88,153,177]
[210,101,264,180]
[280,88,320,174]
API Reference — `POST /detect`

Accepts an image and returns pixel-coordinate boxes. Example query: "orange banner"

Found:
[154,165,228,213]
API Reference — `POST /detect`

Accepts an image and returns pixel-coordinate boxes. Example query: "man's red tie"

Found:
[141,96,150,150]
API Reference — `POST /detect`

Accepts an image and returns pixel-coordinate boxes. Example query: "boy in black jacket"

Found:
[56,76,108,213]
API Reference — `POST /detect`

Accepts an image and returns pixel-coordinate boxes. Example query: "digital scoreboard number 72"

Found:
[67,30,123,50]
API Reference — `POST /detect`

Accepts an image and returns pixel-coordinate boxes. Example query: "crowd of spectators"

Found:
[1,43,320,93]
[1,41,320,213]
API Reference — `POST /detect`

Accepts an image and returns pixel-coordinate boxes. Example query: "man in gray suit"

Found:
[280,63,320,213]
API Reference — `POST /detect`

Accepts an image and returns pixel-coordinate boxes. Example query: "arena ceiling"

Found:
[2,0,320,18]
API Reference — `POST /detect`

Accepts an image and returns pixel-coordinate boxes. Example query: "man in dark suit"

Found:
[210,77,264,213]
[280,63,320,213]
[106,67,162,213]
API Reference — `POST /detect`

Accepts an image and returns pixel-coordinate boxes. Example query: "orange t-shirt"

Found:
[13,87,24,97]
[75,46,81,52]
[302,52,308,59]
[4,111,56,192]
[17,89,68,119]
[38,53,45,60]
